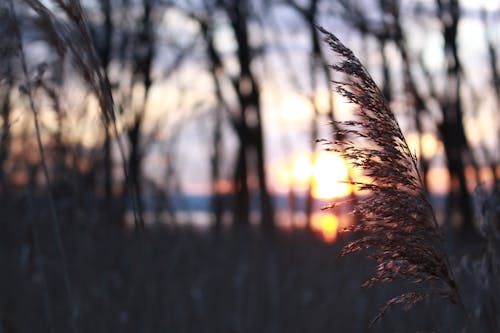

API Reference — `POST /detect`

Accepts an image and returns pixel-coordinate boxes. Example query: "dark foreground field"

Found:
[0,196,496,333]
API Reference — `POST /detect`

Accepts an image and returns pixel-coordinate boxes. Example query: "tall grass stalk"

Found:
[469,182,500,331]
[21,0,144,229]
[9,1,79,332]
[317,26,461,324]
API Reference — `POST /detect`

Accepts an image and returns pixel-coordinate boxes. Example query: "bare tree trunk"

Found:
[210,107,224,232]
[95,0,114,205]
[384,0,431,190]
[0,83,11,188]
[436,0,475,231]
[104,126,113,202]
[0,5,15,190]
[199,19,227,231]
[481,8,500,183]
[127,114,145,223]
[125,0,155,224]
[191,0,274,231]
[254,119,274,232]
[225,0,274,232]
[233,134,251,229]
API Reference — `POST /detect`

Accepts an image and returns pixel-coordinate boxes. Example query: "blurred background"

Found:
[0,0,499,332]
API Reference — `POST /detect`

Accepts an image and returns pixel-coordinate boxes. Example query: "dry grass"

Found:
[0,200,472,332]
[6,2,139,331]
[22,0,115,123]
[464,182,500,331]
[316,26,461,323]
[3,2,494,331]
[18,0,143,228]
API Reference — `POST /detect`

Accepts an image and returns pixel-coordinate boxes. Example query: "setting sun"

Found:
[280,94,313,122]
[311,151,351,200]
[286,151,352,200]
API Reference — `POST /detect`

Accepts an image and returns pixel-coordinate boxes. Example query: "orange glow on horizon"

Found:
[213,179,233,194]
[311,214,339,242]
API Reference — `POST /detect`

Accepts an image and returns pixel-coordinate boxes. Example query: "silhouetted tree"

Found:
[0,4,17,189]
[480,7,500,184]
[223,0,274,231]
[435,0,476,231]
[185,0,275,231]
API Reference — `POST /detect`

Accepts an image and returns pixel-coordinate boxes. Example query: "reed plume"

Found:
[20,0,143,228]
[21,0,115,123]
[316,26,460,323]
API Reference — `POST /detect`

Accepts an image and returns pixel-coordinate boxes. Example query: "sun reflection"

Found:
[311,214,339,242]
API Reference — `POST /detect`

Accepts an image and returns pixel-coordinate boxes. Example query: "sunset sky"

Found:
[9,0,499,201]
[137,0,498,199]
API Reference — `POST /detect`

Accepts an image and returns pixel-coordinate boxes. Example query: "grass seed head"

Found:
[317,26,460,322]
